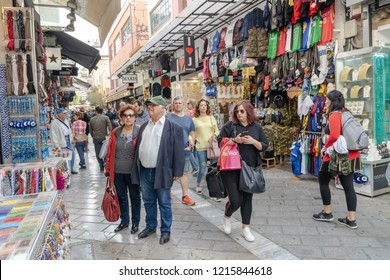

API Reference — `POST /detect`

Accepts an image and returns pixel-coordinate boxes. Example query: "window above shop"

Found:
[122,19,133,46]
[114,34,121,55]
[150,0,172,35]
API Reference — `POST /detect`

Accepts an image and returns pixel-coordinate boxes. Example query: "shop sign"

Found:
[184,35,196,72]
[122,74,138,83]
[373,163,390,191]
[46,47,62,70]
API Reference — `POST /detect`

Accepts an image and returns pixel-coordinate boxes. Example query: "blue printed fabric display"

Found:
[0,64,12,160]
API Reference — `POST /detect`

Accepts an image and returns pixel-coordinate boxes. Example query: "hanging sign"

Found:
[184,35,196,72]
[122,74,138,83]
[45,47,62,70]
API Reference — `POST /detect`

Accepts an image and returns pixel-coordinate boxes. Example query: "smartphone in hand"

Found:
[240,130,250,136]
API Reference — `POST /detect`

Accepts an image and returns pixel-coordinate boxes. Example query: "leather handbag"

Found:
[239,160,266,193]
[101,179,121,222]
[207,116,220,160]
[206,164,227,199]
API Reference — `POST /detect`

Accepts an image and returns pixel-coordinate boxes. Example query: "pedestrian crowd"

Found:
[57,89,359,245]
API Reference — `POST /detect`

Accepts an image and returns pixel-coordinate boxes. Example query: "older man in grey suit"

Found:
[132,96,185,245]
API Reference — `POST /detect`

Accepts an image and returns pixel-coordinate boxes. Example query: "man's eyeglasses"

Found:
[122,113,136,118]
[234,109,246,114]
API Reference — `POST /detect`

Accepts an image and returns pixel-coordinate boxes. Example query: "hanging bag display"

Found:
[229,46,242,72]
[101,179,121,222]
[207,116,220,160]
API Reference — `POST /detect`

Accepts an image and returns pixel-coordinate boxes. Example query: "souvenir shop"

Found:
[0,5,72,259]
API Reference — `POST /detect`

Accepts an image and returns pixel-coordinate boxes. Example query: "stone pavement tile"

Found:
[363,248,390,260]
[65,202,100,210]
[212,240,255,253]
[200,230,231,241]
[282,225,320,235]
[68,242,94,260]
[252,210,285,218]
[268,204,300,212]
[171,220,192,230]
[188,222,221,231]
[177,238,213,250]
[338,236,384,248]
[322,246,367,260]
[75,231,115,242]
[69,229,86,239]
[93,241,126,255]
[180,215,208,223]
[283,210,314,218]
[267,234,302,246]
[283,245,324,259]
[266,217,303,226]
[170,229,202,239]
[74,222,110,232]
[109,233,138,244]
[73,215,106,223]
[252,224,283,235]
[300,235,341,246]
[316,226,359,236]
[356,227,390,238]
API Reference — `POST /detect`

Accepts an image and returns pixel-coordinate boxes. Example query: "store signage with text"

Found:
[122,74,138,83]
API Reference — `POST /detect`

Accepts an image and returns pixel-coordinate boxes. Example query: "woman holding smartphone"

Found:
[218,101,269,242]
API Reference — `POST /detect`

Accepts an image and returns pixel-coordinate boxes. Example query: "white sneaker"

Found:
[196,185,202,194]
[241,227,255,242]
[211,197,221,202]
[223,217,231,234]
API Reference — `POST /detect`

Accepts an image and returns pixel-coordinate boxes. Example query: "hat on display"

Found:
[56,108,67,115]
[295,76,303,85]
[145,96,168,107]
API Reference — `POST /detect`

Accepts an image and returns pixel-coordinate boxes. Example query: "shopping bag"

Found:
[99,138,108,159]
[218,138,241,171]
[101,179,121,222]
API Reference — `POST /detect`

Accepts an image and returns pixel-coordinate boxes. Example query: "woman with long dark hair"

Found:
[218,101,268,242]
[105,104,141,233]
[312,90,360,229]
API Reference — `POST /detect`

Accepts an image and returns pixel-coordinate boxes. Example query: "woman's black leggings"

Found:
[318,161,357,211]
[220,169,253,225]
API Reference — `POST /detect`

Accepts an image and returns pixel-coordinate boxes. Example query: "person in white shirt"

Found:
[50,108,77,174]
[132,96,185,245]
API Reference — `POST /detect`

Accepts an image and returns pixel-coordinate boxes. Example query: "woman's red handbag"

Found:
[101,179,121,222]
[218,138,242,171]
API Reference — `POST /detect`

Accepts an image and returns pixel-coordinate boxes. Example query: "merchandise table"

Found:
[0,191,70,260]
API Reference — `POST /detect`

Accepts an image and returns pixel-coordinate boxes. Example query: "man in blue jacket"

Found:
[132,96,185,245]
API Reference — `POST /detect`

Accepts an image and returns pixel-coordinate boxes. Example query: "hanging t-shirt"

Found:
[301,0,310,20]
[233,18,243,45]
[206,85,217,97]
[291,21,302,52]
[301,18,312,51]
[209,55,219,78]
[211,31,220,53]
[283,51,297,79]
[225,22,235,48]
[291,0,302,24]
[276,27,287,57]
[161,75,171,88]
[285,23,292,52]
[319,3,335,45]
[202,57,211,79]
[309,11,322,47]
[284,0,294,26]
[317,45,328,76]
[263,3,271,32]
[296,50,311,79]
[267,30,279,59]
[217,53,226,76]
[308,0,320,17]
[207,32,214,55]
[218,27,227,50]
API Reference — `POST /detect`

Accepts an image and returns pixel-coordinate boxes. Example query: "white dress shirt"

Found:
[139,116,166,168]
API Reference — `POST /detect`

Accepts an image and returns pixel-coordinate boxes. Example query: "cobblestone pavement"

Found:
[63,145,390,260]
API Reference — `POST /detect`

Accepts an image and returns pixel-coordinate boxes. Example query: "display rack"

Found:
[0,191,70,260]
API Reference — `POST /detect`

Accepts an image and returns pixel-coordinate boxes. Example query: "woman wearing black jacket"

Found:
[218,101,269,242]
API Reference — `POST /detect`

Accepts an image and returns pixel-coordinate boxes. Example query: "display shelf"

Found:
[336,47,390,146]
[0,192,69,259]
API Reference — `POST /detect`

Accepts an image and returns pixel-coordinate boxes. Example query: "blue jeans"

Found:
[196,150,217,184]
[65,136,75,172]
[140,167,172,233]
[114,173,141,226]
[75,141,86,166]
[189,148,199,171]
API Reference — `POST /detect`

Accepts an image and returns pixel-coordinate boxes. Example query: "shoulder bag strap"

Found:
[56,118,69,129]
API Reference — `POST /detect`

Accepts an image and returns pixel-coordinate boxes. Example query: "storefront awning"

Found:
[114,0,265,77]
[46,31,101,72]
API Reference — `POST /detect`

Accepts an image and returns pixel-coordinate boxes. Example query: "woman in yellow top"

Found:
[193,98,219,194]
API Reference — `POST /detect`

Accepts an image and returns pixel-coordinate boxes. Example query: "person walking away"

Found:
[186,99,199,176]
[192,98,220,196]
[105,104,141,234]
[71,111,88,169]
[79,107,91,136]
[133,100,150,127]
[50,108,77,174]
[106,106,119,128]
[170,96,196,206]
[218,101,269,242]
[132,96,185,245]
[312,90,360,229]
[90,106,112,171]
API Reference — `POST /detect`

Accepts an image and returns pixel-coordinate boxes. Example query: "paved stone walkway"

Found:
[63,145,390,260]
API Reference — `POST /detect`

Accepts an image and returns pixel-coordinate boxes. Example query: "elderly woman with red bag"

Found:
[105,104,141,234]
[218,101,268,242]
